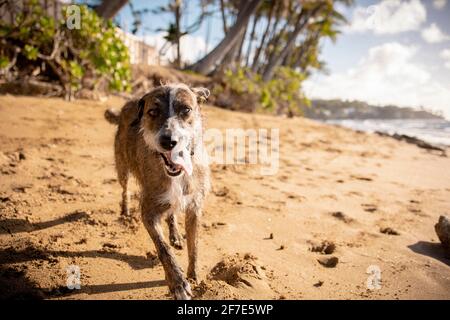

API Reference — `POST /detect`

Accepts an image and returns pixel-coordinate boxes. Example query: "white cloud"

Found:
[143,33,212,65]
[441,49,450,69]
[345,0,426,35]
[304,42,450,118]
[421,23,450,43]
[433,0,447,9]
[441,49,450,59]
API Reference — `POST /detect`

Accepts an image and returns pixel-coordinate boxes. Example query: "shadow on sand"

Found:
[48,280,167,298]
[408,241,450,266]
[0,211,89,235]
[0,246,163,299]
[0,246,159,270]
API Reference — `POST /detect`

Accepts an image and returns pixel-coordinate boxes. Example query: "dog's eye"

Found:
[148,109,159,117]
[180,107,191,116]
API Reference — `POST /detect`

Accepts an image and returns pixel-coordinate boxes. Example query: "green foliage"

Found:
[218,66,309,116]
[23,45,38,60]
[261,67,308,114]
[0,56,9,69]
[0,0,131,94]
[223,68,259,95]
[63,5,131,91]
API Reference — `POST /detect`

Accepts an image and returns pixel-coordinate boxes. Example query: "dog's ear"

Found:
[131,98,145,126]
[192,87,210,104]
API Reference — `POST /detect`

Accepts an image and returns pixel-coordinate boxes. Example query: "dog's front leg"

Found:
[185,205,201,281]
[166,212,184,250]
[142,209,192,300]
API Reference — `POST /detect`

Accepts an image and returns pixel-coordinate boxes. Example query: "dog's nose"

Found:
[160,135,177,151]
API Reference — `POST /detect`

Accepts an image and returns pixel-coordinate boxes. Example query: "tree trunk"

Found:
[262,5,322,82]
[219,0,228,34]
[189,0,262,75]
[95,0,129,20]
[174,0,182,68]
[217,27,245,72]
[245,14,260,68]
[251,3,274,72]
[215,0,248,73]
[262,3,300,76]
[235,21,249,65]
[293,30,320,70]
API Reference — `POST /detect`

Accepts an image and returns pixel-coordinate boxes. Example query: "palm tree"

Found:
[188,0,262,75]
[250,0,277,72]
[262,1,325,82]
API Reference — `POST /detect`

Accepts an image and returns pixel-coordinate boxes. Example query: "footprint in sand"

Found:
[380,227,400,236]
[361,204,378,213]
[330,211,354,223]
[350,175,374,182]
[213,186,229,197]
[308,240,336,254]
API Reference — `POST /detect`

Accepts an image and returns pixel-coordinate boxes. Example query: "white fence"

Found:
[115,28,159,66]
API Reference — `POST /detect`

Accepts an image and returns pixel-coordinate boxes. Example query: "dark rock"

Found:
[435,215,450,253]
[317,256,339,268]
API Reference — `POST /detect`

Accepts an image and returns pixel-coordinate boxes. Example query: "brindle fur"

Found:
[105,83,210,300]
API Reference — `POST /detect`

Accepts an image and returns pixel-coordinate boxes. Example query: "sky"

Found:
[111,0,450,118]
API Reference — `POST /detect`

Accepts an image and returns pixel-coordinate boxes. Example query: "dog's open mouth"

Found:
[160,153,183,177]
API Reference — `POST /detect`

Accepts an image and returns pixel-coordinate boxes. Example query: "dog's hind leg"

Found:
[142,208,192,300]
[114,143,130,217]
[118,172,129,217]
[185,204,201,281]
[166,212,184,250]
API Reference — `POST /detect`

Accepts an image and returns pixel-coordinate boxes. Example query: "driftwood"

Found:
[376,131,447,157]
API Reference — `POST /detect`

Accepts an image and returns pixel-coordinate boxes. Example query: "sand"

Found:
[0,94,449,300]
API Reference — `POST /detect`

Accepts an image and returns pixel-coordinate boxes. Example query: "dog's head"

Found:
[136,83,209,178]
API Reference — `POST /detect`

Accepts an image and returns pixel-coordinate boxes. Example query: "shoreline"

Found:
[321,118,450,148]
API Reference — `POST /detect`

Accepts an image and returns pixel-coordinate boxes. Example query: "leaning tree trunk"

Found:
[174,0,182,68]
[262,5,322,82]
[235,21,248,65]
[219,0,228,34]
[245,14,260,68]
[214,0,248,73]
[262,2,302,76]
[95,0,129,20]
[251,3,274,72]
[215,26,245,74]
[188,0,262,75]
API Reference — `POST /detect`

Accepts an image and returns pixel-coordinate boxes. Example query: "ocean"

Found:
[324,119,450,147]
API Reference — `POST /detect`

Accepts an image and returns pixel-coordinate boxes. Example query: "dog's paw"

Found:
[169,234,184,250]
[187,268,198,283]
[172,279,192,300]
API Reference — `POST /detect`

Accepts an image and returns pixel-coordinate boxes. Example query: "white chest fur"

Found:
[158,176,191,212]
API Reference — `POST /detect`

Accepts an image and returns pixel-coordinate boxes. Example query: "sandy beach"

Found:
[0,95,449,300]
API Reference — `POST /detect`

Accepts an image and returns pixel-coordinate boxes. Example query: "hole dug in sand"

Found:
[309,240,336,255]
[308,240,339,268]
[194,253,276,299]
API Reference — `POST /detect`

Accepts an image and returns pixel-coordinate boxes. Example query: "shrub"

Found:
[213,66,310,116]
[0,0,131,98]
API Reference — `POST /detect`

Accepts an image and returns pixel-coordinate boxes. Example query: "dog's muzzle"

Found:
[160,153,183,177]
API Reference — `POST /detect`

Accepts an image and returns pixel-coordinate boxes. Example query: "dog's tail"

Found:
[104,108,120,125]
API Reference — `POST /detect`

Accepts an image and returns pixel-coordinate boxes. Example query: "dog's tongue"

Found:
[170,142,193,176]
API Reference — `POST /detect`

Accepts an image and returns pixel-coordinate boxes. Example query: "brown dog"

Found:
[105,83,210,299]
